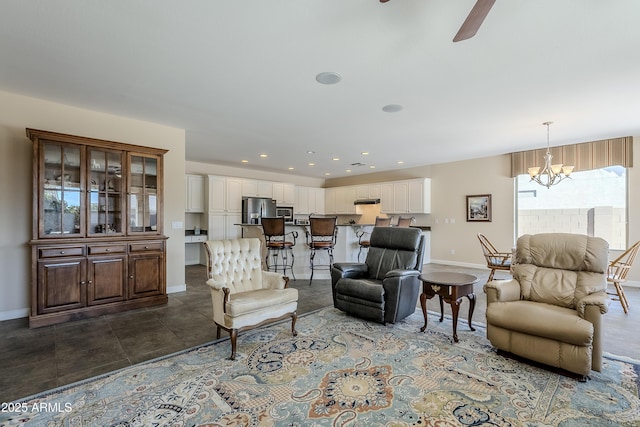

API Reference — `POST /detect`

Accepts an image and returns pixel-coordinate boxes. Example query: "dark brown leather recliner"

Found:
[331,227,425,324]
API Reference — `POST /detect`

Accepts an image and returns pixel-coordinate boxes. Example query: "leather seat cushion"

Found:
[226,288,298,318]
[486,300,593,347]
[335,278,384,303]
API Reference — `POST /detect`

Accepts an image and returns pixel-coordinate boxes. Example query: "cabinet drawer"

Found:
[88,244,127,255]
[39,246,85,258]
[129,241,164,252]
[186,235,207,243]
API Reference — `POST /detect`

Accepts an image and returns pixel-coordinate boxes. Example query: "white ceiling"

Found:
[2,1,640,179]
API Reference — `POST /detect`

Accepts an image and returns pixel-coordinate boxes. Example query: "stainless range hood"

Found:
[354,198,380,205]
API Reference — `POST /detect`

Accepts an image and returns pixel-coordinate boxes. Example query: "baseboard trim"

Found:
[428,259,486,270]
[168,284,187,294]
[0,308,29,321]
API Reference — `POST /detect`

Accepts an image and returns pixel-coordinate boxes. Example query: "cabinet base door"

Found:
[129,253,165,298]
[87,256,126,305]
[37,258,85,314]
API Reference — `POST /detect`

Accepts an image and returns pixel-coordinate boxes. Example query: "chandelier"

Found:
[527,121,574,188]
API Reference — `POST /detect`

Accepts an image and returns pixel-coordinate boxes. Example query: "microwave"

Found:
[275,206,294,222]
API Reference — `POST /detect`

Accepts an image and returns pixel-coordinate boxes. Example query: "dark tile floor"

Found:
[1,263,639,403]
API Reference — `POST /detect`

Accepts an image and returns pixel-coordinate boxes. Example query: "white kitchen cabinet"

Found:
[312,187,325,214]
[257,181,273,198]
[329,186,357,214]
[207,175,242,239]
[325,188,336,214]
[356,184,381,200]
[295,186,309,214]
[379,178,430,214]
[241,179,258,197]
[393,181,409,213]
[408,178,431,213]
[207,212,242,241]
[297,186,325,215]
[273,182,295,205]
[341,187,357,213]
[185,174,205,213]
[380,183,394,213]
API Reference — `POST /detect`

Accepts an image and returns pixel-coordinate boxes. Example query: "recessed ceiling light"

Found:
[361,152,369,156]
[308,162,315,166]
[382,104,403,113]
[259,154,268,158]
[325,172,331,176]
[288,167,295,170]
[241,159,249,163]
[307,150,316,154]
[346,169,352,173]
[315,72,342,85]
[369,165,376,169]
[332,157,340,161]
[397,161,405,164]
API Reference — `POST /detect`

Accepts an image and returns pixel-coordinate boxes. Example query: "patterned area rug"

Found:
[2,307,639,426]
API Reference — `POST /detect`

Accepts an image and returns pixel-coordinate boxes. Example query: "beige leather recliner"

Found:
[204,238,299,360]
[484,233,610,380]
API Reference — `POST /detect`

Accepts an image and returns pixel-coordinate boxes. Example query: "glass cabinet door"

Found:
[128,155,159,234]
[88,149,124,236]
[41,142,83,237]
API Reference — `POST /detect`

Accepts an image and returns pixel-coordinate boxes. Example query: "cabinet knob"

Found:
[144,246,149,249]
[88,280,92,284]
[106,248,110,252]
[80,281,85,285]
[60,251,65,254]
[130,275,134,279]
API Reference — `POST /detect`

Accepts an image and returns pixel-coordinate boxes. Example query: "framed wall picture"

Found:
[466,194,492,222]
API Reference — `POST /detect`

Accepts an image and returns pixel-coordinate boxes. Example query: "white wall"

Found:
[0,90,186,320]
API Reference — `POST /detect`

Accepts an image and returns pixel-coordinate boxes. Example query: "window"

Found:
[516,166,627,250]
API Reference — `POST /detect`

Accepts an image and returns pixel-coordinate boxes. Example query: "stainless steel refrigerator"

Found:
[242,197,276,224]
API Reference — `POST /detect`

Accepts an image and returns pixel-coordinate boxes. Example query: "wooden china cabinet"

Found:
[26,129,168,328]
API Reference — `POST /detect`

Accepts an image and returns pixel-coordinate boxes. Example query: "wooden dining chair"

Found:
[477,233,512,283]
[607,240,640,314]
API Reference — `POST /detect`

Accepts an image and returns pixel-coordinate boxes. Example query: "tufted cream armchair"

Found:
[204,238,298,360]
[484,233,610,380]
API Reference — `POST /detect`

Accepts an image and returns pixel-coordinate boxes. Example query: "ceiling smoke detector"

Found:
[350,162,367,167]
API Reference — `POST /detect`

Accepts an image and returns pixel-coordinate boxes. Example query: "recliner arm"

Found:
[483,279,521,303]
[384,268,420,279]
[332,262,368,279]
[382,271,421,324]
[576,290,610,317]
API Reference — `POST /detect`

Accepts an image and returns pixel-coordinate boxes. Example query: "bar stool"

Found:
[305,215,337,285]
[396,216,415,227]
[261,217,298,280]
[356,216,392,262]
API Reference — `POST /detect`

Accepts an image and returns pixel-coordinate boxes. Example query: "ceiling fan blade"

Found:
[453,0,496,42]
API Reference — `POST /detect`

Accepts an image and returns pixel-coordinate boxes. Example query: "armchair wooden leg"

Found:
[487,269,496,283]
[291,311,298,336]
[614,282,630,313]
[228,329,238,360]
[216,325,221,339]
